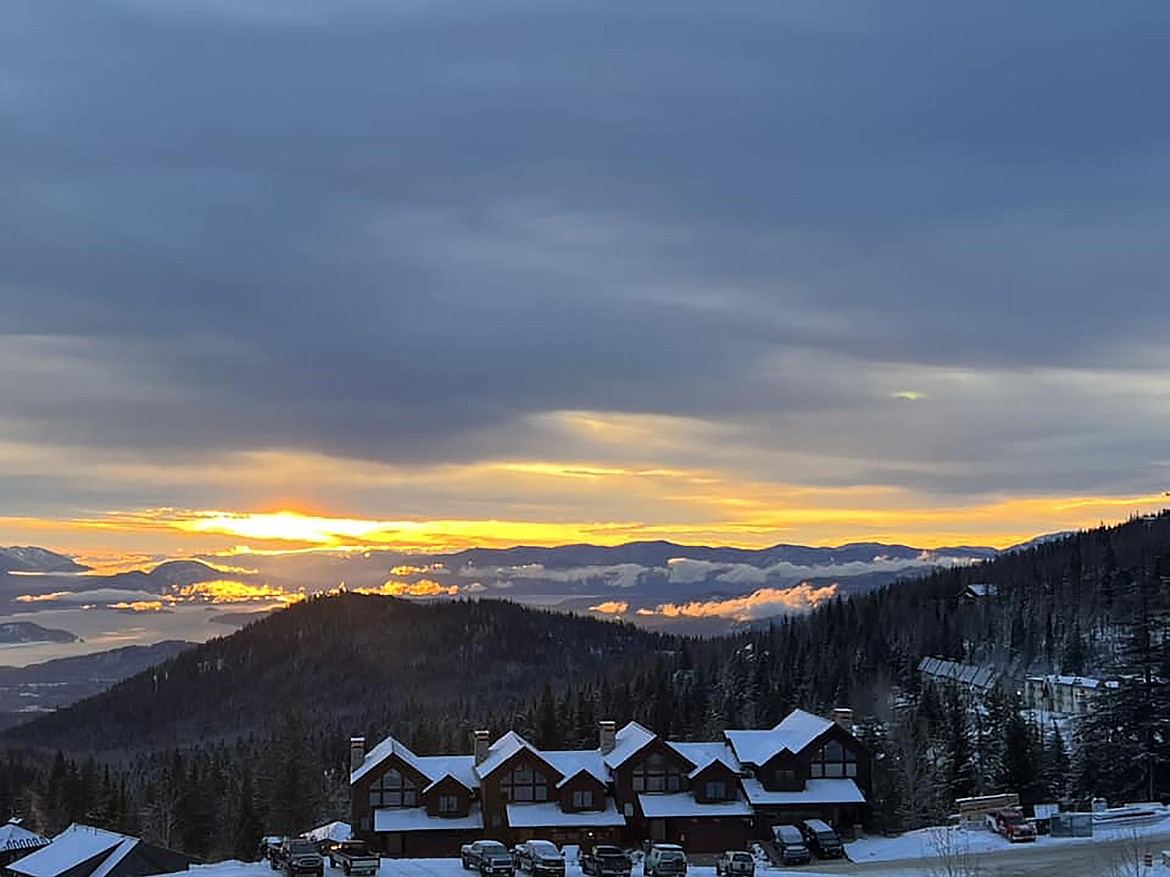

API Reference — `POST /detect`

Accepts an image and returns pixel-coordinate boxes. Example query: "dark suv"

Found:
[514,840,565,877]
[798,820,843,859]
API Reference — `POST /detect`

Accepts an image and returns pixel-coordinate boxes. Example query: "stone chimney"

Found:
[473,729,491,765]
[831,708,854,731]
[350,736,366,775]
[599,720,617,755]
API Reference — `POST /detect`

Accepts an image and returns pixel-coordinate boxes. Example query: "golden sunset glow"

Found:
[3,484,1167,561]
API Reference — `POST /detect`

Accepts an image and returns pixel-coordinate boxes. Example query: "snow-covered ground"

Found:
[171,818,1170,877]
[846,813,1170,864]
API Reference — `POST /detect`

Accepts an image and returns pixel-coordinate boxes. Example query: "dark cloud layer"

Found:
[3,0,1170,507]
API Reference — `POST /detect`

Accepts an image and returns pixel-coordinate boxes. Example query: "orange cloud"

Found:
[355,578,459,597]
[635,583,839,622]
[588,600,630,615]
[109,600,169,612]
[176,579,301,604]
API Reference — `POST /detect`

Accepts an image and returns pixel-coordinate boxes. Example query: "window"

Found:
[369,768,418,808]
[807,740,858,779]
[438,794,459,814]
[632,752,683,793]
[572,789,594,809]
[770,768,801,791]
[704,781,726,800]
[500,761,549,802]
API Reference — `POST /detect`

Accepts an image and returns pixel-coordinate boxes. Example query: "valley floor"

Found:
[177,818,1170,877]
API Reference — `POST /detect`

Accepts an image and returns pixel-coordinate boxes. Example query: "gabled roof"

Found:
[351,735,429,784]
[0,822,49,854]
[671,741,740,779]
[724,710,834,765]
[543,750,609,788]
[603,721,657,769]
[9,825,128,877]
[476,731,563,781]
[416,755,477,791]
[773,709,834,752]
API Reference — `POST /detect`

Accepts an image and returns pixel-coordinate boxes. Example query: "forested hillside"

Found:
[1,513,1166,859]
[6,595,669,753]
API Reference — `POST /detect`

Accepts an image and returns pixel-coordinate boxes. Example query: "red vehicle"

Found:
[985,809,1037,842]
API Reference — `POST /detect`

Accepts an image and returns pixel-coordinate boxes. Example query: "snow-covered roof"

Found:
[0,822,49,854]
[477,731,555,780]
[506,800,626,828]
[88,839,138,877]
[637,794,752,819]
[604,722,657,769]
[722,731,780,767]
[373,805,483,833]
[352,735,429,785]
[671,742,740,778]
[304,822,351,844]
[543,750,609,788]
[416,755,477,791]
[917,657,999,690]
[725,710,832,765]
[9,825,129,877]
[773,709,834,752]
[741,778,866,806]
[963,583,997,598]
[1027,674,1107,690]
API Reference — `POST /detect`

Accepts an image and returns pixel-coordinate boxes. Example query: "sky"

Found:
[3,0,1170,560]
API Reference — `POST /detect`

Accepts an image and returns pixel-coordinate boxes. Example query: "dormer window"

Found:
[501,761,549,802]
[704,780,726,800]
[808,740,858,778]
[370,768,418,808]
[632,752,683,793]
[572,789,594,809]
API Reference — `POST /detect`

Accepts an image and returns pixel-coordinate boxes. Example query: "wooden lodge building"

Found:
[350,709,869,856]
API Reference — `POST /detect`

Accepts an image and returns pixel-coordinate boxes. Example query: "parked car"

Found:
[327,840,379,876]
[514,840,565,877]
[986,809,1037,843]
[643,844,687,877]
[797,820,843,859]
[770,826,811,866]
[580,845,633,877]
[275,838,325,877]
[462,841,516,877]
[714,851,754,877]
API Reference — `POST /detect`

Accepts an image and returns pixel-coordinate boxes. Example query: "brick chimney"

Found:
[599,720,617,755]
[831,708,854,731]
[350,736,366,775]
[473,729,491,765]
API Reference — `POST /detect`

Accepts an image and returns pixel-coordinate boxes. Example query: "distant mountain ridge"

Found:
[0,546,89,574]
[0,536,1044,637]
[435,539,1000,569]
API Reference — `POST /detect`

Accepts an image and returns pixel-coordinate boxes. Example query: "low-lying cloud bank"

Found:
[634,583,839,623]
